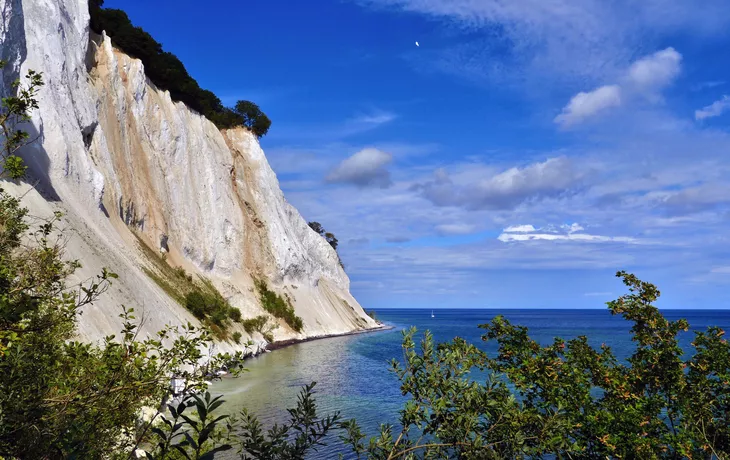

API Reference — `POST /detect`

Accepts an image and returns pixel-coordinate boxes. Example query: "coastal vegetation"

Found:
[3,62,730,459]
[88,0,271,137]
[254,279,304,333]
[241,314,278,342]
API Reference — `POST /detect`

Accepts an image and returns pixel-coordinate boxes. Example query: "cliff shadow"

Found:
[20,122,61,201]
[0,0,60,200]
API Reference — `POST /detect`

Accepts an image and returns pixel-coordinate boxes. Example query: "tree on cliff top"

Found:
[308,221,338,251]
[234,100,272,138]
[89,1,273,135]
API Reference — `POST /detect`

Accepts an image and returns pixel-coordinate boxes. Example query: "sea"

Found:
[210,308,730,459]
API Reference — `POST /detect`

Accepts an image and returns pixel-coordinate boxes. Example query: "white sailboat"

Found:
[431,310,435,318]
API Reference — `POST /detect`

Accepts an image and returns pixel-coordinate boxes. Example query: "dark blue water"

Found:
[212,309,730,458]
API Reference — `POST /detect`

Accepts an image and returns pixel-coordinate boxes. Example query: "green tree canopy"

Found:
[234,100,272,138]
[88,2,273,135]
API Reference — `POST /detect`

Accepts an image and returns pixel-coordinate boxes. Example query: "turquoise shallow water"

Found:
[210,308,730,458]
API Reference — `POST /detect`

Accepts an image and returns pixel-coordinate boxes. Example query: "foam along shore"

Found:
[265,322,393,352]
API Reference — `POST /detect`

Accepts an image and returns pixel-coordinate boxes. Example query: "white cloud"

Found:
[326,148,394,188]
[554,85,622,128]
[435,223,476,235]
[498,232,636,243]
[416,157,579,210]
[504,224,536,233]
[555,48,681,127]
[498,220,635,243]
[695,95,730,120]
[626,48,682,89]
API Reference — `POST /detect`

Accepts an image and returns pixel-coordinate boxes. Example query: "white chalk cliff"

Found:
[0,0,377,352]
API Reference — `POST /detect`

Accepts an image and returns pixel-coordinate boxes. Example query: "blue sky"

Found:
[107,0,730,310]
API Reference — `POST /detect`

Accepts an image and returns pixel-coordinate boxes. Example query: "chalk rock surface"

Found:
[0,0,377,352]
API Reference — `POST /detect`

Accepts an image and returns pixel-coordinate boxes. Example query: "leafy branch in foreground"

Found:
[340,271,730,459]
[0,60,43,179]
[234,382,341,459]
[142,382,339,460]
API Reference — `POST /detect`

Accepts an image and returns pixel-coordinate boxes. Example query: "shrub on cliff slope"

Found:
[135,236,242,337]
[255,279,304,333]
[88,0,271,136]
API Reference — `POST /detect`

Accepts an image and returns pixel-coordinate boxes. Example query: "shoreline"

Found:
[265,323,394,352]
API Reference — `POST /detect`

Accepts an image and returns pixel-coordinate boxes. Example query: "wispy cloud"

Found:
[691,81,726,92]
[271,109,397,142]
[349,110,397,125]
[357,0,728,86]
[695,95,730,120]
[498,232,637,243]
[435,223,476,236]
[504,224,536,233]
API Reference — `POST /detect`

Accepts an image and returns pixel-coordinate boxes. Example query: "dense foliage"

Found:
[254,279,303,333]
[141,383,340,459]
[88,1,270,137]
[234,100,272,138]
[338,272,730,459]
[0,66,248,459]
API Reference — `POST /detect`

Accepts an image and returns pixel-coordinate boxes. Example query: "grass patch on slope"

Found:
[254,279,303,333]
[134,233,241,339]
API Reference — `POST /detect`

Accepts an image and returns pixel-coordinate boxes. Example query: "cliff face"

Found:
[0,0,377,351]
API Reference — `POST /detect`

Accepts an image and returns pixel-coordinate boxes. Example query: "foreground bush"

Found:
[0,178,244,457]
[339,272,730,458]
[0,62,244,458]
